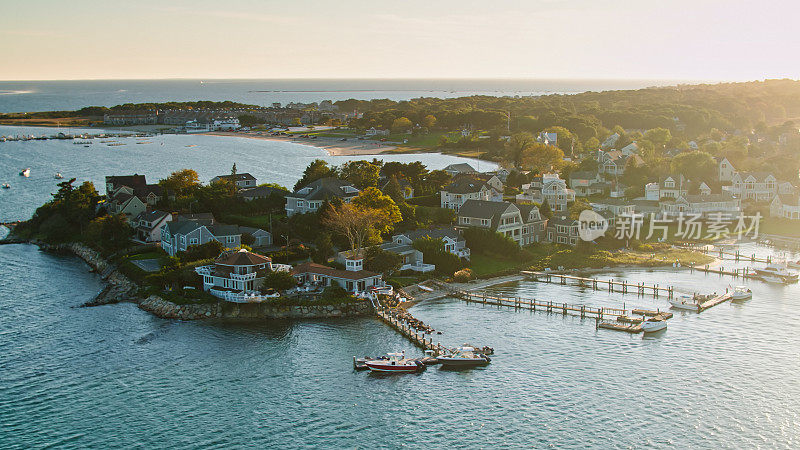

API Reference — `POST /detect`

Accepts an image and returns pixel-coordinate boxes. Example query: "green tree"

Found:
[159,169,200,197]
[313,232,334,264]
[422,114,437,128]
[643,128,672,149]
[519,142,565,173]
[539,199,553,220]
[505,132,537,167]
[262,270,297,292]
[351,187,402,234]
[294,159,337,191]
[339,160,380,189]
[85,214,133,252]
[363,246,403,274]
[391,117,413,132]
[670,151,716,181]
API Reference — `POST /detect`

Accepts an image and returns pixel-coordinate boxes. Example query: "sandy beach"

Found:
[205,131,400,156]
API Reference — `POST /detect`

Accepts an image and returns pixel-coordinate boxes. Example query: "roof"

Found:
[685,193,737,203]
[443,177,489,194]
[380,242,417,254]
[289,177,359,201]
[548,215,579,227]
[775,193,800,205]
[739,171,775,182]
[239,185,287,199]
[398,227,463,242]
[106,175,146,189]
[209,224,241,237]
[176,212,215,224]
[517,203,543,223]
[239,226,269,236]
[212,173,256,182]
[135,210,170,223]
[165,220,204,236]
[592,198,634,206]
[292,262,378,280]
[459,200,519,229]
[134,184,162,198]
[443,163,477,173]
[215,249,271,266]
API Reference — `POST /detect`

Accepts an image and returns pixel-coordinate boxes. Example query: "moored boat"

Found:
[753,264,798,283]
[1,183,10,189]
[364,352,425,373]
[437,346,491,368]
[761,275,785,284]
[788,260,800,270]
[669,294,700,311]
[641,317,668,332]
[54,172,63,179]
[730,286,752,301]
[19,168,30,177]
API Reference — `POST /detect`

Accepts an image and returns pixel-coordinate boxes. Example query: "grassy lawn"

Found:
[760,217,800,238]
[386,276,424,287]
[469,254,526,278]
[222,213,282,229]
[127,251,165,261]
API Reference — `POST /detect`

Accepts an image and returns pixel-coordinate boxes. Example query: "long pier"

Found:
[687,264,761,280]
[374,304,448,355]
[521,271,674,298]
[681,244,772,264]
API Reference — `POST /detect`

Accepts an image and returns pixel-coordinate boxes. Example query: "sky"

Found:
[0,0,798,81]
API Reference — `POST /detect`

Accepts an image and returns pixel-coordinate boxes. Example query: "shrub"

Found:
[463,227,520,258]
[453,268,473,282]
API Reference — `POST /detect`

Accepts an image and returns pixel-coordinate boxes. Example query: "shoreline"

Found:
[203,131,401,156]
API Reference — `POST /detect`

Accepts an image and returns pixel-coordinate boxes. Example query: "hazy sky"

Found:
[1,0,797,81]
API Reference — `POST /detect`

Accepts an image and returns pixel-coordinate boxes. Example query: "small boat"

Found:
[730,286,752,301]
[753,264,798,283]
[364,352,425,373]
[1,183,10,189]
[54,173,63,179]
[669,294,700,311]
[353,356,374,371]
[761,275,785,284]
[437,346,491,368]
[261,288,280,298]
[371,285,393,296]
[641,317,668,333]
[787,260,800,270]
[19,168,30,177]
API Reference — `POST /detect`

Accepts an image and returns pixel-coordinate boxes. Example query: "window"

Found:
[462,218,470,225]
[190,238,199,245]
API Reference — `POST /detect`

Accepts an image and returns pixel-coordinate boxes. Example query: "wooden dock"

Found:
[697,292,734,311]
[681,245,772,264]
[374,305,448,355]
[687,264,761,280]
[521,271,675,298]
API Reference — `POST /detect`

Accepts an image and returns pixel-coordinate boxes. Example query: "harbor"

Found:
[520,270,675,298]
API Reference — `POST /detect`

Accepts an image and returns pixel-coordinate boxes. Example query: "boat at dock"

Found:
[364,352,425,373]
[437,346,491,368]
[760,275,786,284]
[19,168,30,177]
[641,317,668,333]
[669,294,700,311]
[730,286,752,301]
[1,183,10,189]
[753,264,798,283]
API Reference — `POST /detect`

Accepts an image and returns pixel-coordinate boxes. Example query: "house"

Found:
[597,150,644,176]
[104,174,163,217]
[132,210,172,243]
[770,194,800,220]
[442,163,477,176]
[440,177,493,212]
[658,174,689,199]
[211,117,240,131]
[195,249,291,302]
[106,174,146,195]
[285,177,360,216]
[600,133,620,150]
[718,157,737,182]
[570,171,609,197]
[457,200,545,246]
[210,173,257,188]
[380,177,414,200]
[239,185,287,201]
[660,193,741,219]
[161,221,243,256]
[466,173,504,197]
[491,168,510,182]
[293,254,384,294]
[537,131,557,147]
[546,216,580,246]
[516,173,575,213]
[240,226,272,247]
[390,227,471,259]
[730,172,777,202]
[591,198,636,217]
[645,182,660,201]
[106,191,147,219]
[620,142,639,156]
[378,241,433,272]
[365,127,390,137]
[698,182,712,196]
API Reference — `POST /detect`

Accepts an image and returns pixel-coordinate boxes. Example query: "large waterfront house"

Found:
[729,172,778,202]
[770,194,800,220]
[516,173,575,213]
[391,227,471,259]
[659,193,741,219]
[210,173,257,188]
[546,216,580,246]
[285,177,360,216]
[161,221,252,256]
[292,255,384,294]
[195,249,291,302]
[440,177,494,212]
[132,210,172,243]
[442,163,477,176]
[106,191,147,219]
[457,200,546,246]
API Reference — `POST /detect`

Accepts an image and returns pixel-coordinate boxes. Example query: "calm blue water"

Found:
[0,125,495,222]
[0,79,681,113]
[1,123,799,447]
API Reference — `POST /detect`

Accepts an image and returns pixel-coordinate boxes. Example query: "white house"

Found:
[770,194,800,220]
[730,172,777,202]
[660,193,741,219]
[517,173,575,213]
[390,227,471,259]
[658,174,688,199]
[212,117,240,131]
[440,177,493,211]
[132,210,172,243]
[285,177,360,216]
[210,173,257,188]
[457,200,546,246]
[365,127,390,137]
[718,157,737,182]
[292,257,385,294]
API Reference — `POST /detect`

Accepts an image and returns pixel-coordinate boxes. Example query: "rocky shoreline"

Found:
[1,235,373,320]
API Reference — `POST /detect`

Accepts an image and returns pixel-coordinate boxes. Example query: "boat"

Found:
[669,294,700,311]
[19,168,30,177]
[730,286,752,301]
[761,275,785,284]
[437,346,491,368]
[1,183,10,189]
[54,173,63,180]
[642,317,668,333]
[371,285,393,296]
[753,264,799,283]
[787,260,800,270]
[364,352,425,373]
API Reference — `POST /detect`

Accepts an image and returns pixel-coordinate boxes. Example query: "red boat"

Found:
[364,352,425,373]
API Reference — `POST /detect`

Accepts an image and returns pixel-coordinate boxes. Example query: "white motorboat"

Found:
[787,260,800,270]
[54,173,63,179]
[642,317,668,332]
[19,168,30,177]
[1,183,10,189]
[753,264,798,283]
[364,352,425,373]
[437,346,491,368]
[669,294,700,311]
[730,286,752,301]
[761,275,785,284]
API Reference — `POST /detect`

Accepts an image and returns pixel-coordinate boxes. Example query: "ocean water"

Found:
[0,79,681,113]
[0,125,496,222]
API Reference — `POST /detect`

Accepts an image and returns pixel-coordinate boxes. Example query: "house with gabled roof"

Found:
[211,173,257,188]
[597,150,644,176]
[546,216,580,246]
[292,257,384,294]
[285,177,360,216]
[442,163,477,176]
[389,227,471,259]
[730,172,777,202]
[660,193,741,219]
[195,249,291,302]
[160,221,256,256]
[600,133,620,150]
[658,174,689,199]
[457,200,545,246]
[440,177,493,211]
[718,157,737,182]
[569,171,608,197]
[239,185,287,201]
[380,177,414,199]
[105,174,146,195]
[770,194,800,220]
[516,173,575,213]
[132,210,172,243]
